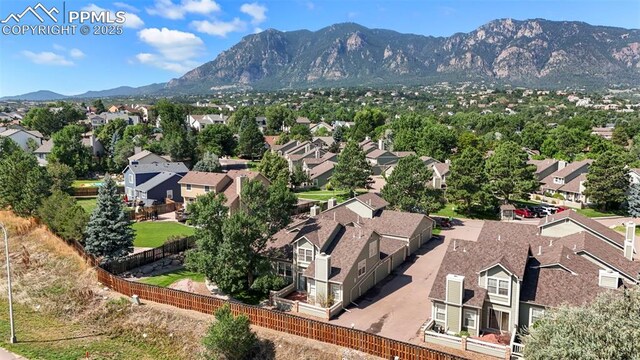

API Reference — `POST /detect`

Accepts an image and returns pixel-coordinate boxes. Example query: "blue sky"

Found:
[0,0,638,96]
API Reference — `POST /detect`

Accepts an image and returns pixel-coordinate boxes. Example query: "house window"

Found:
[308,280,316,297]
[487,277,510,297]
[330,284,342,302]
[276,262,292,279]
[463,309,476,329]
[434,303,446,322]
[128,174,134,183]
[166,190,173,199]
[141,192,147,199]
[369,241,377,258]
[530,308,545,327]
[488,309,510,332]
[297,248,313,263]
[186,184,192,191]
[204,186,210,193]
[357,259,366,277]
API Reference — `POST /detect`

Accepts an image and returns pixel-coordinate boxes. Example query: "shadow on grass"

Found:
[19,333,105,343]
[255,338,276,360]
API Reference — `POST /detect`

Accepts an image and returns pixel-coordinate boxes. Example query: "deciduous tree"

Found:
[46,162,76,194]
[197,124,236,157]
[257,151,289,183]
[237,118,265,160]
[49,124,92,177]
[381,155,444,214]
[331,140,372,196]
[446,148,496,214]
[485,141,538,201]
[584,150,629,210]
[0,150,51,216]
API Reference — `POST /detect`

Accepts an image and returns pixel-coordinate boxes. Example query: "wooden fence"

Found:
[73,186,125,197]
[63,238,466,360]
[101,236,194,275]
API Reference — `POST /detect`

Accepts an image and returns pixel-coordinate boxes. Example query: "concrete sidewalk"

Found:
[0,348,25,360]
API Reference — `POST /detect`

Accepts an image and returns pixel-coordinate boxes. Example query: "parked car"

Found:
[515,208,534,218]
[539,204,558,214]
[176,209,190,223]
[526,206,544,218]
[555,206,569,213]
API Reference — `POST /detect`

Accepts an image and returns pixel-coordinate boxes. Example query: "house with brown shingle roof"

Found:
[427,210,639,354]
[178,170,270,214]
[527,159,561,181]
[432,162,450,189]
[539,159,592,203]
[269,193,434,319]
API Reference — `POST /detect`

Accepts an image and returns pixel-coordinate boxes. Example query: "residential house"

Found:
[527,159,561,181]
[33,139,53,166]
[307,160,336,188]
[128,149,168,165]
[309,122,333,134]
[269,193,435,318]
[591,126,614,140]
[34,134,104,166]
[427,210,639,355]
[539,159,592,203]
[187,114,228,131]
[256,116,267,132]
[432,162,450,189]
[122,162,189,203]
[0,128,43,150]
[90,115,106,128]
[101,112,140,126]
[135,172,185,204]
[178,169,270,214]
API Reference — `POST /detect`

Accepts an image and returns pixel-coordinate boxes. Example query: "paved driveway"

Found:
[331,219,485,344]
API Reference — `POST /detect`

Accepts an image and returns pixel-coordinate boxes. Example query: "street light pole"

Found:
[0,223,16,343]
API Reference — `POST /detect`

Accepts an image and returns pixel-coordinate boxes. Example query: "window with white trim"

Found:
[530,308,545,327]
[128,174,134,183]
[488,308,510,332]
[297,248,313,263]
[204,186,210,193]
[463,309,476,329]
[357,259,366,277]
[487,277,510,297]
[369,241,377,258]
[186,184,192,191]
[435,303,446,321]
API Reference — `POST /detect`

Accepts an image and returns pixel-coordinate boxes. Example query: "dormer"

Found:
[553,176,565,185]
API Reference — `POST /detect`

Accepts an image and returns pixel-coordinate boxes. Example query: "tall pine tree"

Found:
[331,140,372,196]
[446,147,496,214]
[485,141,538,201]
[628,183,640,218]
[84,175,134,262]
[584,150,629,211]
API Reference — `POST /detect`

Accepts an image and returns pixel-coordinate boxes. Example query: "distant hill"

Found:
[166,18,640,91]
[0,90,69,101]
[0,83,166,101]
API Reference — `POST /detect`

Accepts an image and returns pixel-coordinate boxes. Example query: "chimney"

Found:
[537,245,542,255]
[236,175,247,196]
[625,222,636,261]
[315,253,331,282]
[598,269,620,289]
[310,205,321,216]
[315,148,320,158]
[327,198,337,209]
[378,139,384,150]
[134,146,142,154]
[445,274,464,310]
[558,160,567,170]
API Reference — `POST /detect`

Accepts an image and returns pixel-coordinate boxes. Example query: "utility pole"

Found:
[0,223,16,343]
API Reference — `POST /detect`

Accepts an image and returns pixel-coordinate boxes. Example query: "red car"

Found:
[555,206,569,213]
[515,208,534,218]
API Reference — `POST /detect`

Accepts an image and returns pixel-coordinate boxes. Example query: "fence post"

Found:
[461,336,467,351]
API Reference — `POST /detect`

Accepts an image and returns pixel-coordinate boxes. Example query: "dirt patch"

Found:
[168,279,211,296]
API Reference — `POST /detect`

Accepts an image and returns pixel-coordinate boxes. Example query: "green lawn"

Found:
[140,269,205,287]
[614,225,640,235]
[132,221,195,248]
[432,202,499,220]
[577,207,623,218]
[72,179,103,188]
[76,197,97,213]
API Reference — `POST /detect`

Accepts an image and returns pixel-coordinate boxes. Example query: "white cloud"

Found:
[347,11,358,19]
[69,48,85,59]
[240,3,267,25]
[136,27,204,73]
[113,2,139,12]
[83,4,144,29]
[146,0,220,20]
[52,44,65,51]
[22,51,73,66]
[254,27,263,33]
[138,27,204,61]
[191,18,246,37]
[306,2,315,10]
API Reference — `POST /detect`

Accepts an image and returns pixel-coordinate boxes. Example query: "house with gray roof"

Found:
[187,114,228,131]
[426,210,639,357]
[128,149,168,166]
[539,159,592,203]
[269,193,434,319]
[122,162,189,202]
[0,128,43,151]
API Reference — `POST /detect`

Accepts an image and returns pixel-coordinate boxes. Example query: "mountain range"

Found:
[4,18,640,100]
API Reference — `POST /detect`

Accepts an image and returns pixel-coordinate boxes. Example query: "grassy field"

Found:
[613,225,640,235]
[72,179,103,188]
[577,208,623,218]
[140,269,205,287]
[132,222,195,248]
[432,203,498,220]
[77,197,98,213]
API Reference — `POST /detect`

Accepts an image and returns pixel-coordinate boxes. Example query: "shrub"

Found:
[250,274,288,296]
[552,193,565,200]
[203,304,257,360]
[457,330,470,337]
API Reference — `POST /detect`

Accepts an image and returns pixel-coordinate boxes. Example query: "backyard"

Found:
[132,221,195,248]
[295,189,366,202]
[140,269,205,287]
[77,197,97,213]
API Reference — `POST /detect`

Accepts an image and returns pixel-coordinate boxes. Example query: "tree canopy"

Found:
[584,150,629,210]
[331,140,372,195]
[381,155,444,214]
[0,149,51,217]
[485,141,538,201]
[446,147,496,214]
[49,124,92,177]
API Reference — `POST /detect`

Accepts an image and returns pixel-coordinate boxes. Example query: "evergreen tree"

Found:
[0,150,51,217]
[237,118,265,160]
[485,141,538,201]
[46,162,76,194]
[39,190,88,242]
[197,124,236,157]
[584,150,629,210]
[203,304,257,360]
[92,99,107,114]
[331,140,372,196]
[447,148,496,214]
[84,175,134,262]
[381,154,444,214]
[332,125,344,144]
[628,183,640,218]
[289,164,309,188]
[193,152,221,172]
